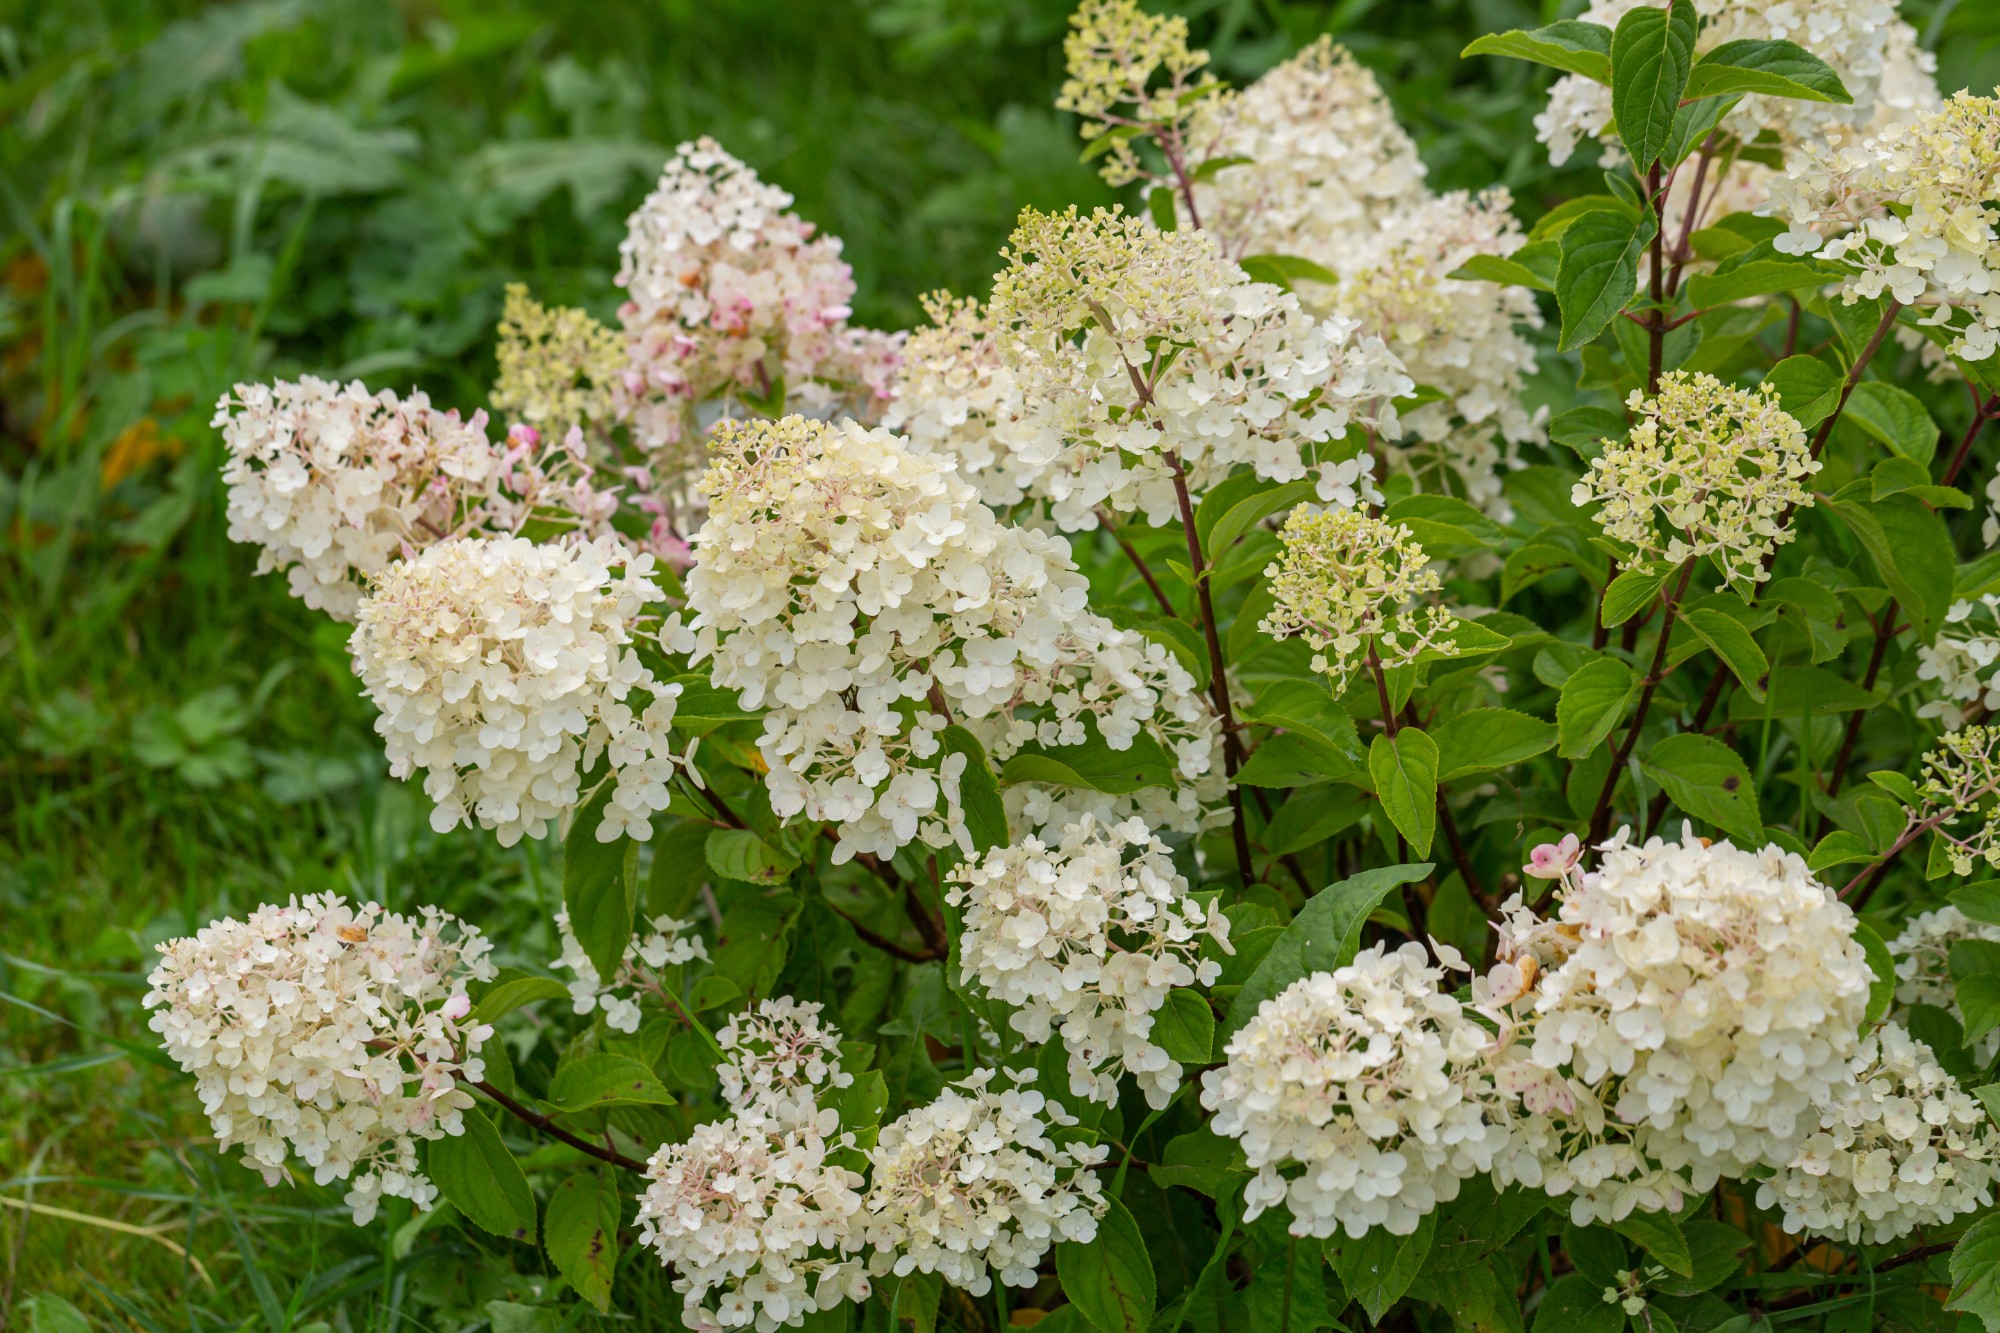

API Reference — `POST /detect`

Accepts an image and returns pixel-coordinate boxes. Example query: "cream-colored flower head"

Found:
[491,284,624,437]
[1258,507,1459,689]
[1909,725,2000,875]
[1058,0,1217,188]
[1573,371,1816,592]
[1890,905,2000,1065]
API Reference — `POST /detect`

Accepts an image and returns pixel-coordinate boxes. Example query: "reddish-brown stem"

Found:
[1646,163,1667,396]
[1662,133,1721,299]
[825,899,945,963]
[1588,558,1699,845]
[1807,301,1905,463]
[472,1080,649,1174]
[1098,507,1178,618]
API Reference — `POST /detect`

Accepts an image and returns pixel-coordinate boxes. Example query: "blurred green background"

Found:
[4,0,1999,1329]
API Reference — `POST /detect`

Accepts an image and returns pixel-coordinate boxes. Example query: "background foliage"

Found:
[6,0,2000,1329]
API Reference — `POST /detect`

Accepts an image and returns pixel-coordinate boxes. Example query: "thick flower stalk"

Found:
[1757,1022,2000,1244]
[1489,828,1874,1225]
[215,376,617,620]
[1573,372,1817,592]
[551,908,708,1033]
[1258,507,1459,690]
[1917,595,2000,728]
[615,137,902,471]
[1538,1,1933,168]
[858,1068,1107,1295]
[350,535,686,847]
[986,206,1410,528]
[491,283,626,438]
[1768,90,2000,360]
[1057,0,1218,193]
[946,815,1233,1108]
[1201,943,1519,1239]
[143,895,496,1224]
[1891,905,2000,1065]
[674,415,1220,860]
[1167,37,1428,262]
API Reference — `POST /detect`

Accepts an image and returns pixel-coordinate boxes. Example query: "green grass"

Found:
[5,0,2000,1328]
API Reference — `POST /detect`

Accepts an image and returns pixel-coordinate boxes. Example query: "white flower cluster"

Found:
[1490,828,1874,1225]
[615,137,901,465]
[350,535,686,847]
[1259,506,1460,690]
[1174,37,1427,262]
[637,998,872,1333]
[1768,90,2000,360]
[1203,943,1519,1239]
[1918,596,2000,728]
[215,376,617,620]
[674,415,1220,860]
[143,894,496,1225]
[551,908,708,1033]
[947,815,1232,1108]
[859,1068,1108,1295]
[1891,905,2000,1065]
[986,207,1410,528]
[1535,0,1923,167]
[1573,372,1817,591]
[880,294,1040,512]
[1759,1022,2000,1244]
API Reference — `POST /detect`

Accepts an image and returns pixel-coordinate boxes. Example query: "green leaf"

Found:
[1763,354,1842,427]
[665,673,763,731]
[1328,1210,1436,1323]
[1807,830,1873,873]
[1611,1211,1692,1277]
[1447,253,1554,292]
[1237,254,1340,290]
[1148,186,1177,233]
[1678,607,1768,701]
[1652,1220,1748,1296]
[1640,733,1761,845]
[1407,1265,1525,1333]
[544,1167,620,1312]
[1057,1196,1156,1333]
[1975,1083,2000,1128]
[547,1053,677,1112]
[1558,658,1637,760]
[1226,863,1432,1036]
[1947,1211,2000,1328]
[1148,1130,1250,1199]
[1856,922,1896,1028]
[1609,0,1696,169]
[1722,665,1881,720]
[1557,207,1658,351]
[1846,380,1939,465]
[705,827,800,885]
[1531,1275,1626,1333]
[1000,728,1181,794]
[1461,21,1613,83]
[1685,39,1852,104]
[1152,989,1215,1066]
[1246,679,1361,761]
[1958,972,2000,1047]
[939,726,1008,856]
[428,1111,536,1243]
[1954,881,2000,927]
[1684,240,1844,309]
[22,1297,91,1333]
[1234,732,1358,787]
[1823,493,1955,641]
[1432,708,1558,782]
[471,976,574,1027]
[564,786,638,988]
[1601,562,1670,627]
[1565,1223,1628,1288]
[1205,478,1318,559]
[1427,1177,1551,1270]
[1871,456,1969,508]
[1369,729,1440,858]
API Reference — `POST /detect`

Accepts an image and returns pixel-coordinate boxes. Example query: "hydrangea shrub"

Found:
[149,1,2000,1328]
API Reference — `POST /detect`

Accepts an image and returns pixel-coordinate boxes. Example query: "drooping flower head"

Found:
[1258,507,1460,690]
[947,815,1232,1108]
[1201,943,1518,1239]
[491,283,625,438]
[1573,372,1817,591]
[858,1069,1108,1295]
[143,895,496,1224]
[1489,827,1874,1225]
[350,535,685,847]
[551,908,708,1033]
[674,414,1220,860]
[1757,1022,1999,1244]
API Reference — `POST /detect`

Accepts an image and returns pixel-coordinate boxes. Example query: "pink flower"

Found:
[1524,833,1581,880]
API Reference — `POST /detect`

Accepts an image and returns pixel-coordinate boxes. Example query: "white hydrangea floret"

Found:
[551,908,708,1033]
[1890,905,2000,1065]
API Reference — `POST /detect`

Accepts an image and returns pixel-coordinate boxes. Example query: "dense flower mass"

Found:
[350,535,685,846]
[143,895,496,1224]
[615,137,900,465]
[674,414,1219,859]
[1203,944,1517,1239]
[1491,828,1874,1225]
[1573,373,1816,590]
[859,1069,1108,1294]
[491,283,625,437]
[986,206,1409,527]
[880,294,1039,512]
[947,815,1232,1107]
[1258,507,1459,689]
[551,908,708,1033]
[1758,1022,2000,1243]
[717,998,858,1123]
[215,376,617,620]
[1768,90,2000,360]
[1536,0,1925,167]
[1891,905,2000,1064]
